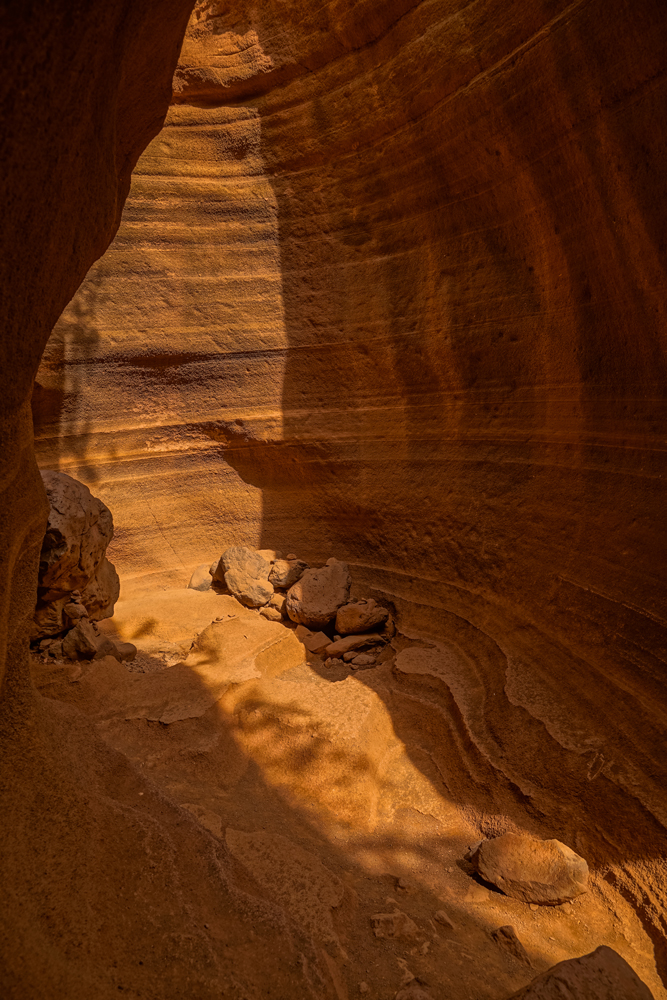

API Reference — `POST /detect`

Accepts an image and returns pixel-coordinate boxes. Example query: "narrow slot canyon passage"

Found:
[1,2,666,999]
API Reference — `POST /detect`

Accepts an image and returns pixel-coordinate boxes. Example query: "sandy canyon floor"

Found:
[27,584,664,1000]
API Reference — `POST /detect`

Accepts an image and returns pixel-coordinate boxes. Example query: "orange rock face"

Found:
[0,0,196,690]
[4,0,667,996]
[35,0,667,880]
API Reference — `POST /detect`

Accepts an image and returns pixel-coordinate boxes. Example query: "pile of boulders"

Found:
[189,546,395,669]
[31,470,135,664]
[35,591,136,664]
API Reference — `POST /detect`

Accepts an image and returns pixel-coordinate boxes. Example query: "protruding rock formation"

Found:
[324,633,384,658]
[33,471,120,638]
[370,910,419,940]
[395,983,434,1000]
[491,925,532,967]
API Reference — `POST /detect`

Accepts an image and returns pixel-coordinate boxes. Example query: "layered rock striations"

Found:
[0,0,197,695]
[0,5,331,1000]
[33,0,667,916]
[32,97,287,596]
[15,0,667,993]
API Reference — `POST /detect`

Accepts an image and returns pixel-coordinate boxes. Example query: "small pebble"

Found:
[434,909,454,929]
[351,653,376,666]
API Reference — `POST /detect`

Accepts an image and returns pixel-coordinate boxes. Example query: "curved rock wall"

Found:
[0,0,195,693]
[32,0,667,970]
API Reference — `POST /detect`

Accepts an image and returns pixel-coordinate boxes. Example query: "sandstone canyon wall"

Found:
[0,0,195,694]
[3,0,666,995]
[0,5,320,998]
[34,0,667,946]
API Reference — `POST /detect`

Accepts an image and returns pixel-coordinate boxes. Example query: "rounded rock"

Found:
[470,833,589,905]
[188,562,213,592]
[213,546,273,607]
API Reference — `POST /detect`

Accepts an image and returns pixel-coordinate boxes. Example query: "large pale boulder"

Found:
[506,945,654,999]
[285,558,351,629]
[470,833,589,906]
[33,471,120,637]
[214,546,273,607]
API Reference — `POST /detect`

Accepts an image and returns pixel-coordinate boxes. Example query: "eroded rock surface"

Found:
[259,605,282,622]
[492,925,532,967]
[325,633,384,658]
[7,0,667,997]
[26,586,666,1000]
[80,557,121,619]
[38,471,114,601]
[395,986,433,1000]
[30,9,667,937]
[371,910,419,940]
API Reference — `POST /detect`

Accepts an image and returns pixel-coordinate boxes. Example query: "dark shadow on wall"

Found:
[32,269,111,485]
[219,0,667,981]
[24,0,667,986]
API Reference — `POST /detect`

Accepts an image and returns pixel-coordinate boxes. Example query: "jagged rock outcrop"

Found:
[336,599,389,636]
[269,557,308,590]
[33,471,120,637]
[28,0,667,978]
